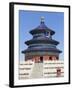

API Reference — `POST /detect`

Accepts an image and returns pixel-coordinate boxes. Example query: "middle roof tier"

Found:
[25,37,59,45]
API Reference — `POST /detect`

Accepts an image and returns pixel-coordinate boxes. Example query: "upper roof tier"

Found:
[30,17,55,35]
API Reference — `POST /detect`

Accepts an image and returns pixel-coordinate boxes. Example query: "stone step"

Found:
[31,63,43,78]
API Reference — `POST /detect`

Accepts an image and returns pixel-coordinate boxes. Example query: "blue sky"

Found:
[19,10,64,61]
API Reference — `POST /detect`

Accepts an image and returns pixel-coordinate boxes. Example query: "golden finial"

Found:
[40,16,45,23]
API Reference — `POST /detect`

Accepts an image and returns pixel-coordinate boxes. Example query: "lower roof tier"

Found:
[22,48,62,53]
[23,51,59,56]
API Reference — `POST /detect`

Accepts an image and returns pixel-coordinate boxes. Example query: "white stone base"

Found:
[19,60,64,79]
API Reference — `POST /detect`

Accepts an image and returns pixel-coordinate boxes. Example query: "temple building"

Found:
[22,17,62,63]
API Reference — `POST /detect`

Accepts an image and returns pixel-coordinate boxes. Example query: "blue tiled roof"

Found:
[25,38,59,45]
[22,18,62,55]
[30,23,55,35]
[22,48,62,53]
[36,23,49,29]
